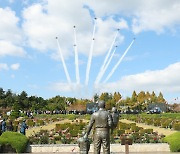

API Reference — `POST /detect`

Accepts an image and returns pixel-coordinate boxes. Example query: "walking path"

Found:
[120,119,178,136]
[26,119,71,137]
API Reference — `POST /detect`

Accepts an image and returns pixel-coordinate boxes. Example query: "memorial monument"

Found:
[84,100,119,154]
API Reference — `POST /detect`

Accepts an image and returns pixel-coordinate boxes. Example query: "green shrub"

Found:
[0,131,28,153]
[144,129,153,134]
[118,122,130,130]
[172,122,180,131]
[36,119,44,126]
[52,118,58,122]
[117,129,125,136]
[145,119,153,125]
[70,129,79,137]
[66,114,77,120]
[153,119,161,126]
[131,126,141,132]
[163,132,180,152]
[27,119,35,127]
[39,135,49,144]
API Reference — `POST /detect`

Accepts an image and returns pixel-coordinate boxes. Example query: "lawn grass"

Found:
[0,131,28,153]
[163,132,180,152]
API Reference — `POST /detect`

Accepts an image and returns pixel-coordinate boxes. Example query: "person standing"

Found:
[84,100,112,154]
[1,119,6,133]
[0,120,2,135]
[20,120,28,135]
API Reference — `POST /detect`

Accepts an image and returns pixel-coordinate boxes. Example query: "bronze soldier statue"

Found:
[84,100,112,154]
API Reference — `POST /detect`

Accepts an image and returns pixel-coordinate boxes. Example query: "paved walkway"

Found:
[120,119,178,136]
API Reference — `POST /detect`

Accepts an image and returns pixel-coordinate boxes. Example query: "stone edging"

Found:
[27,143,170,153]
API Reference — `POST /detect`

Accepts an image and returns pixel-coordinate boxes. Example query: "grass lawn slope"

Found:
[0,131,28,153]
[163,132,180,152]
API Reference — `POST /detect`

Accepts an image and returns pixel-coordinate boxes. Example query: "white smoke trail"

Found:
[56,37,71,84]
[95,30,119,84]
[85,18,97,86]
[95,46,117,84]
[103,38,135,83]
[73,26,80,85]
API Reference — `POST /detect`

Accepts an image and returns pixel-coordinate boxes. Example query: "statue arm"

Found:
[86,115,95,136]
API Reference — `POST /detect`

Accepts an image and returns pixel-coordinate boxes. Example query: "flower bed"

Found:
[123,113,180,131]
[29,121,165,144]
[29,121,87,144]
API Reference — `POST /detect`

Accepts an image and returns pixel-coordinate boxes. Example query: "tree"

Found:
[151,91,157,102]
[0,88,6,108]
[157,92,165,103]
[18,91,29,110]
[137,91,146,104]
[100,92,112,102]
[113,92,122,102]
[0,88,5,99]
[93,93,99,102]
[106,99,116,110]
[131,91,137,102]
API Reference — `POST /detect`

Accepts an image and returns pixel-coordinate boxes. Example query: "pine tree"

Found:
[131,90,137,102]
[151,91,157,102]
[157,92,165,103]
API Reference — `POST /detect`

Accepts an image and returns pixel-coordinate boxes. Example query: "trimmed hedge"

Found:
[0,131,28,153]
[163,132,180,152]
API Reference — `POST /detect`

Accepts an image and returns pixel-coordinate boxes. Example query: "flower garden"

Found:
[123,113,180,131]
[28,119,165,145]
[1,113,180,152]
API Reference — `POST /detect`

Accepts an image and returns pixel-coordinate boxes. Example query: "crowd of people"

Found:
[0,119,28,136]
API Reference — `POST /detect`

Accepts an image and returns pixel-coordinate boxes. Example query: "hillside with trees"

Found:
[0,87,169,117]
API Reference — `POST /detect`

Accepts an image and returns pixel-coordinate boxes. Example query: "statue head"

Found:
[98,100,105,109]
[112,107,117,112]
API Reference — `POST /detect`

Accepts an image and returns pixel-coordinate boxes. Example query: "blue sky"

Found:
[0,0,180,103]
